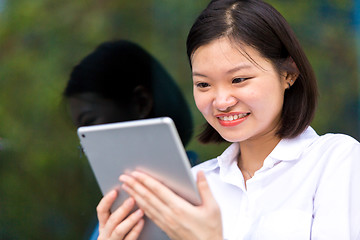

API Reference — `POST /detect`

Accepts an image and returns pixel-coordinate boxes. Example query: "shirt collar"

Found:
[204,126,319,172]
[196,143,239,173]
[218,126,319,164]
[217,143,244,188]
[217,143,240,169]
[269,126,319,161]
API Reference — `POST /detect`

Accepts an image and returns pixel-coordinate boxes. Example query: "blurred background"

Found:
[0,0,359,239]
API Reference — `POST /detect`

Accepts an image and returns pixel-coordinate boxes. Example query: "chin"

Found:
[218,132,247,143]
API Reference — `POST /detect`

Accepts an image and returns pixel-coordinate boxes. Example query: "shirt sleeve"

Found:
[311,139,360,240]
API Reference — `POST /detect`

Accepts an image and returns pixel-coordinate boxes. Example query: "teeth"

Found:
[219,113,248,121]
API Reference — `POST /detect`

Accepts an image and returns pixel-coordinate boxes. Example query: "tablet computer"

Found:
[77,117,201,240]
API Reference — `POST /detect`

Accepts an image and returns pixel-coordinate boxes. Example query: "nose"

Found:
[213,89,238,112]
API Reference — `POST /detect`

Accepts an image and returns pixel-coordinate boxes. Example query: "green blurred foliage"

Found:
[0,0,358,239]
[271,0,359,138]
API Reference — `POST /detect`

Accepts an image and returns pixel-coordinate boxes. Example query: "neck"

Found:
[237,133,281,174]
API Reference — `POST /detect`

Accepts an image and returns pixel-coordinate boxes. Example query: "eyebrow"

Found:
[226,64,252,74]
[192,64,253,77]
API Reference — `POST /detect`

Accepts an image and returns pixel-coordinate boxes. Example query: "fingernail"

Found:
[119,174,129,182]
[121,183,129,191]
[135,209,144,217]
[131,171,140,177]
[124,197,134,206]
[108,190,117,197]
[197,171,205,180]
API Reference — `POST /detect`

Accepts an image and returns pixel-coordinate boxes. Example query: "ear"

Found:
[132,85,153,118]
[284,72,299,90]
[282,57,299,90]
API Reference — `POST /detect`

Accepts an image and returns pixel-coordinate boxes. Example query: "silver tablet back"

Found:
[78,117,201,239]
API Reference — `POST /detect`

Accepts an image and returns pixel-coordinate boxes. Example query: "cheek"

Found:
[193,93,204,112]
[241,89,262,109]
[244,85,284,116]
[194,92,211,115]
[256,86,285,116]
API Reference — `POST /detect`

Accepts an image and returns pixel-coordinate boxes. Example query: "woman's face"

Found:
[191,38,289,143]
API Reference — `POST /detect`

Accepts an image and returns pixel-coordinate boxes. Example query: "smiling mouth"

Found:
[217,113,250,121]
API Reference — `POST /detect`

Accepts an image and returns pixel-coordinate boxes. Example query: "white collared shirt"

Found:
[192,127,360,240]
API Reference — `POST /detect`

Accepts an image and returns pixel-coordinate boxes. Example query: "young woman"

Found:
[96,1,360,239]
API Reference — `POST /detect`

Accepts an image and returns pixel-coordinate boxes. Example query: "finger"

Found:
[120,175,178,232]
[104,197,136,235]
[127,171,193,209]
[196,171,215,206]
[121,181,167,220]
[123,218,145,240]
[97,190,117,230]
[112,209,144,239]
[196,171,211,201]
[122,183,174,235]
[120,173,195,232]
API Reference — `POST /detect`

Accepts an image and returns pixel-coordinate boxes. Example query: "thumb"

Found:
[196,171,216,206]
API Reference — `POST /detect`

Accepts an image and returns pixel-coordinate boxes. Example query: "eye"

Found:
[195,82,210,88]
[232,77,248,84]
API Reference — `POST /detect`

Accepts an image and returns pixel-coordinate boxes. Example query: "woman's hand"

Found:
[96,190,145,240]
[119,170,223,240]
